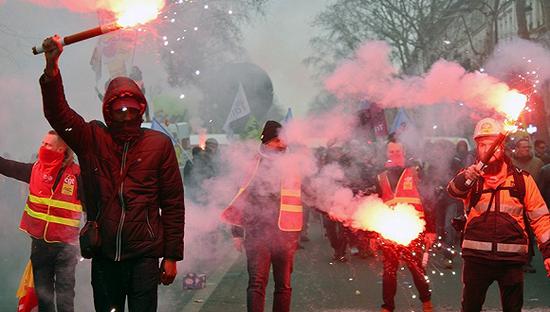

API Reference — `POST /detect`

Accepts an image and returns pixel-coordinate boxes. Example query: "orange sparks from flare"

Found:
[110,0,165,27]
[494,90,527,130]
[352,197,425,246]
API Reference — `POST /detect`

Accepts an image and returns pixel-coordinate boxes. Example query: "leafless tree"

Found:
[159,0,268,88]
[306,0,473,76]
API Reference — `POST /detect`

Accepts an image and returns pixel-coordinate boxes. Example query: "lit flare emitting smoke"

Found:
[32,0,165,54]
[337,196,426,246]
[198,129,207,150]
[465,90,528,186]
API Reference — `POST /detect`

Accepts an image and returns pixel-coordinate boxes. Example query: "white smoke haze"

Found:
[485,38,550,85]
[325,40,527,117]
[0,75,49,158]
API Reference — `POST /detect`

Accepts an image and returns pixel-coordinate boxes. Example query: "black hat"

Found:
[260,120,282,144]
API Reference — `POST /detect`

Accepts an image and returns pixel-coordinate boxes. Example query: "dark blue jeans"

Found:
[30,238,78,312]
[91,256,159,312]
[245,232,299,312]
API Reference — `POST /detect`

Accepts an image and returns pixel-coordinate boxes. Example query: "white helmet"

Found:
[473,118,503,140]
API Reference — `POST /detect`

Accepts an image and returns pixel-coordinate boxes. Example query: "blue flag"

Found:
[389,108,413,134]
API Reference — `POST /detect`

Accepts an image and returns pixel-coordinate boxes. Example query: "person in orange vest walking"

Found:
[376,139,435,312]
[447,118,550,312]
[222,120,303,312]
[0,130,82,312]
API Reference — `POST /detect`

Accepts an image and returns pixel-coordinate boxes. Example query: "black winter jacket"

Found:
[40,73,185,261]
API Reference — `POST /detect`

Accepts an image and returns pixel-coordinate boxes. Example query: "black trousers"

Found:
[461,259,524,312]
[30,238,78,312]
[381,244,431,311]
[322,216,348,257]
[244,232,299,312]
[91,257,159,312]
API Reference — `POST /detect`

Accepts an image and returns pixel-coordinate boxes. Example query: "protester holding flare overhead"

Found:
[39,35,185,312]
[448,118,550,312]
[221,120,303,312]
[0,131,82,312]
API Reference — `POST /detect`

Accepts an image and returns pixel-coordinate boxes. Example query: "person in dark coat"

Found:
[221,121,303,312]
[40,36,185,312]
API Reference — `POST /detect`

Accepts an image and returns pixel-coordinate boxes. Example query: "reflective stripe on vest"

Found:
[222,157,303,231]
[378,168,423,210]
[528,205,549,221]
[21,162,82,243]
[279,182,303,231]
[28,194,82,212]
[385,197,422,206]
[500,204,522,217]
[24,204,80,228]
[462,239,528,253]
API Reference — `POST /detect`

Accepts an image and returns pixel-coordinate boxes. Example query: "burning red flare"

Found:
[351,196,425,246]
[198,131,207,150]
[31,0,165,54]
[110,0,165,27]
[494,89,527,131]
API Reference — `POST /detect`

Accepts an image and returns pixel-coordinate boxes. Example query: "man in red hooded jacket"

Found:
[39,36,185,312]
[0,130,81,312]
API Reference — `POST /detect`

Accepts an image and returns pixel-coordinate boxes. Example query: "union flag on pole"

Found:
[223,82,251,134]
[16,261,38,312]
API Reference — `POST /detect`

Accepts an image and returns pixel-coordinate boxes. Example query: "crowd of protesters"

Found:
[0,35,548,312]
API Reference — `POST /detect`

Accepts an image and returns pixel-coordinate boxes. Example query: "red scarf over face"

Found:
[37,146,64,180]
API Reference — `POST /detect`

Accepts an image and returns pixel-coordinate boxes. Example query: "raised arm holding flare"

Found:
[40,35,185,312]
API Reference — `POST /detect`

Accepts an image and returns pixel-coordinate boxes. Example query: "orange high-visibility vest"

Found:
[377,167,423,213]
[19,162,82,244]
[221,156,303,231]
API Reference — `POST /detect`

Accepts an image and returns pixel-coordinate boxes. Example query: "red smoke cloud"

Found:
[22,0,97,12]
[325,40,523,114]
[282,108,356,148]
[20,0,166,17]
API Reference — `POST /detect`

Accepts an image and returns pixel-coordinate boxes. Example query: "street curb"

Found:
[180,245,242,312]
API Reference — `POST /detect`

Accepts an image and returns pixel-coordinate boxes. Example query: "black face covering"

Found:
[109,118,143,143]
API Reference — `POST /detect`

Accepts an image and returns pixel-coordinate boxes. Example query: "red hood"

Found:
[102,76,147,125]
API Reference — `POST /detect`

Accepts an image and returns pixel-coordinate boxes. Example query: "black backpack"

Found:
[468,167,526,210]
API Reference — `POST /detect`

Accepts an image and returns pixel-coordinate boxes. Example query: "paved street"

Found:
[1,213,548,311]
[158,216,550,312]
